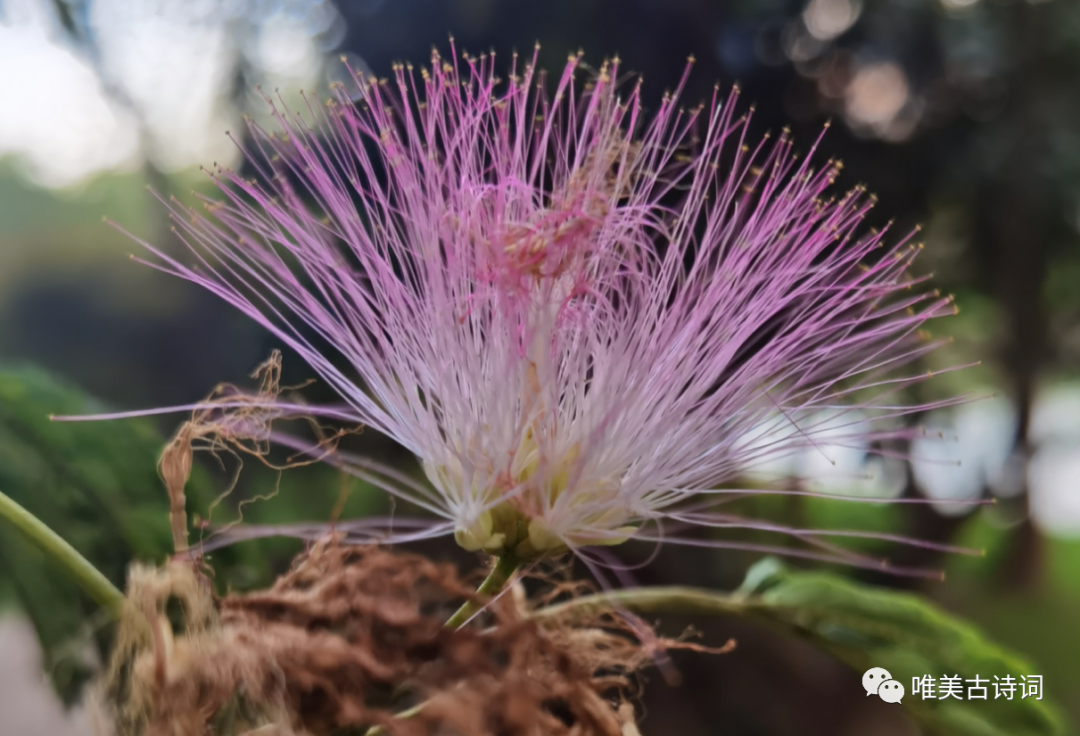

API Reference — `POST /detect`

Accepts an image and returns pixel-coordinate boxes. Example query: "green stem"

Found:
[530,586,752,623]
[357,700,426,736]
[0,489,124,617]
[444,554,521,629]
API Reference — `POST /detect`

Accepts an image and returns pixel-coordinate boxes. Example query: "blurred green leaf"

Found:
[740,559,1068,736]
[0,364,392,704]
[542,561,1070,735]
[0,364,211,704]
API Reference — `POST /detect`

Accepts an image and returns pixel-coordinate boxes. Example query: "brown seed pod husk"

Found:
[101,540,679,736]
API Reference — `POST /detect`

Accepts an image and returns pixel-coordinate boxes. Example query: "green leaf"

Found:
[0,365,214,703]
[0,364,389,703]
[539,563,1068,736]
[740,559,1068,736]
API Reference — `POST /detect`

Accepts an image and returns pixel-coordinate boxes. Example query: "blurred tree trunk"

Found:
[984,2,1058,593]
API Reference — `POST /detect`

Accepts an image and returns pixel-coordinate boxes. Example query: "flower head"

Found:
[132,47,962,566]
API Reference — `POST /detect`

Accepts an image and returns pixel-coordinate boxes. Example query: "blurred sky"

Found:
[0,0,339,185]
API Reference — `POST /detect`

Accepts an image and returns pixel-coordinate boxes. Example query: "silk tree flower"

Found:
[111,47,968,570]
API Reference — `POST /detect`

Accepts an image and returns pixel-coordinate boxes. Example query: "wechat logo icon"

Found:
[863,667,905,704]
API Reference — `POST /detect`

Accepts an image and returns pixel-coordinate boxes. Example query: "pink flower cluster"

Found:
[120,47,967,571]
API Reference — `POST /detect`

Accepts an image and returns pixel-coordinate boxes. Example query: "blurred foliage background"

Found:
[2,0,1080,734]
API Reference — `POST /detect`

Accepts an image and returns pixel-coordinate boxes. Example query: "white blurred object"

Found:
[845,62,910,128]
[0,0,345,186]
[87,0,242,172]
[911,399,1016,516]
[740,411,906,497]
[0,615,92,736]
[1029,384,1080,445]
[940,0,981,10]
[1028,444,1080,536]
[797,411,907,498]
[251,12,323,78]
[803,0,862,41]
[0,0,140,186]
[737,414,803,480]
[909,387,1080,533]
[1028,384,1080,535]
